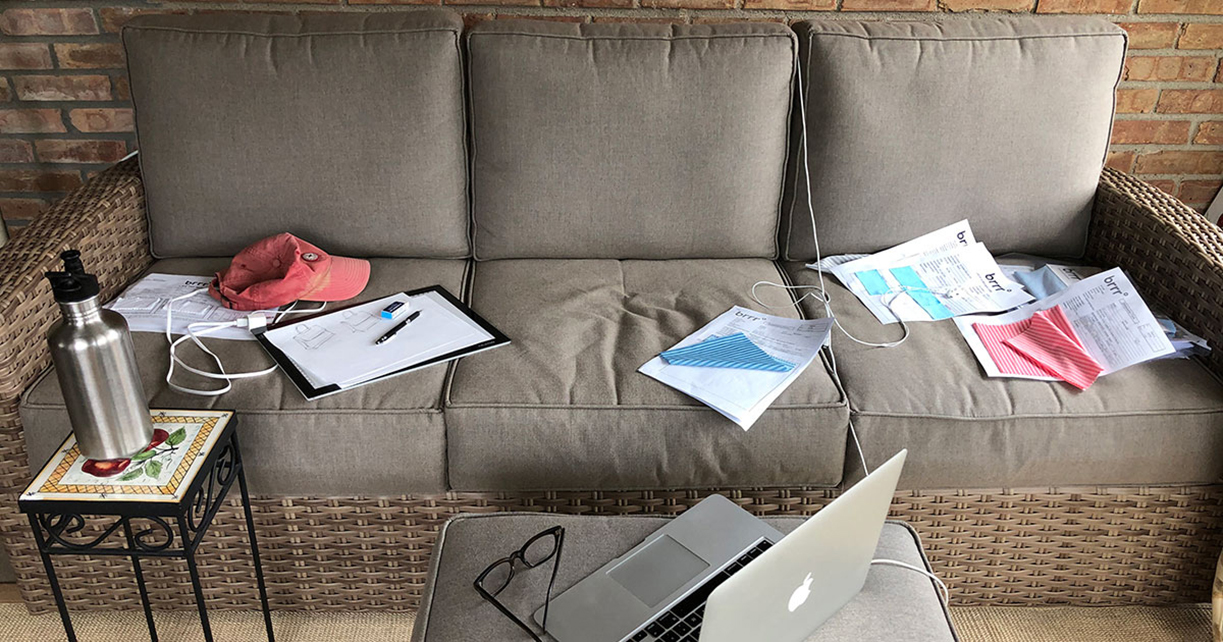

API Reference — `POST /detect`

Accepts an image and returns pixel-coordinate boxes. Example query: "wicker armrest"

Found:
[0,158,152,489]
[1086,167,1223,379]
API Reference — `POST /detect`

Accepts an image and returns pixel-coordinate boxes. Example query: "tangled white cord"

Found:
[165,288,323,397]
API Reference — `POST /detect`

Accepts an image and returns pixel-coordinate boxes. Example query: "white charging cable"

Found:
[870,559,950,605]
[164,288,323,397]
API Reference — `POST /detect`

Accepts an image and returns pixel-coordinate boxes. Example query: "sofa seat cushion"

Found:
[780,263,1223,489]
[20,257,469,495]
[445,259,849,491]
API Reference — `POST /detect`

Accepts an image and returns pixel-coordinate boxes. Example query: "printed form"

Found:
[639,307,834,430]
[823,221,1032,325]
[107,273,277,341]
[955,268,1174,380]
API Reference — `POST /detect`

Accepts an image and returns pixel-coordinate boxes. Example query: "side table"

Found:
[19,409,274,642]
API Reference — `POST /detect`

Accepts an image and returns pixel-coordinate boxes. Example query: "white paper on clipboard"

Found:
[262,290,493,389]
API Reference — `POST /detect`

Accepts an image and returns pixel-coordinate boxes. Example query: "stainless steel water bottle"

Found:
[45,250,153,460]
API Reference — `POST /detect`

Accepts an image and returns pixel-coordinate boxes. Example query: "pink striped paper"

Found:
[1005,307,1102,390]
[972,305,1103,390]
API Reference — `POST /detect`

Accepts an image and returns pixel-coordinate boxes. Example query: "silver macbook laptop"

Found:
[538,450,907,642]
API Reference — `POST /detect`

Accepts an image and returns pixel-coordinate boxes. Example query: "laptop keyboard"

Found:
[627,539,773,642]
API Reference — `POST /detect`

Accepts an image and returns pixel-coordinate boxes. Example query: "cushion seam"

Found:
[445,402,847,410]
[468,32,795,44]
[122,26,462,38]
[805,31,1126,44]
[853,407,1223,421]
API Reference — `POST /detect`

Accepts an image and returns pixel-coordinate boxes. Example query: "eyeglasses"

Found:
[474,525,566,641]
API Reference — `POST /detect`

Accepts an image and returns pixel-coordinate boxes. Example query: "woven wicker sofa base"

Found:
[3,485,1222,613]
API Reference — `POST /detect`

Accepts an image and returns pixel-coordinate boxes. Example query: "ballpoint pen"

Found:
[376,310,421,345]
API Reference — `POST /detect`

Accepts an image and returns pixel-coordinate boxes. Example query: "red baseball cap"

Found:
[209,234,370,311]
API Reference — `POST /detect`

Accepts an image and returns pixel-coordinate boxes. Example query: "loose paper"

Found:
[955,268,1175,380]
[827,224,1033,324]
[107,273,277,341]
[639,307,834,430]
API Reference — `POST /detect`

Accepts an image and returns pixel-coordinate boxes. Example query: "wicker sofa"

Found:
[1,10,1222,615]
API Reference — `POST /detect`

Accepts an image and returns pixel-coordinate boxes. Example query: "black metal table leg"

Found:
[123,519,159,642]
[178,515,215,642]
[27,514,77,642]
[235,434,275,642]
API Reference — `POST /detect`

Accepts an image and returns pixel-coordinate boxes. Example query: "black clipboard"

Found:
[253,285,509,401]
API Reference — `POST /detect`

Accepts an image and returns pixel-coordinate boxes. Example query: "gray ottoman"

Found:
[412,513,958,641]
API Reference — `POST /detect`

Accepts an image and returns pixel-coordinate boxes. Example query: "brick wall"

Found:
[1,1,1220,235]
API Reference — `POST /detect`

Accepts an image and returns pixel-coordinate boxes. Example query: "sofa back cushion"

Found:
[123,12,469,259]
[782,17,1125,260]
[467,21,796,260]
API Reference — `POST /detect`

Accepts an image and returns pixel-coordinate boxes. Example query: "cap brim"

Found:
[301,256,371,302]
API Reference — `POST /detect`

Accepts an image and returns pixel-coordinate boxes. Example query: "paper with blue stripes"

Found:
[660,333,796,372]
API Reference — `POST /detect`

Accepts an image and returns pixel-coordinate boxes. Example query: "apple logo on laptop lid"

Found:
[788,573,813,612]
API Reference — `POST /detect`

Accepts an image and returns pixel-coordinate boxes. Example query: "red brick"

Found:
[0,169,83,192]
[494,13,586,20]
[0,9,98,36]
[641,0,734,7]
[54,43,126,70]
[1180,179,1222,204]
[0,109,66,133]
[35,139,127,164]
[841,0,936,9]
[0,139,33,163]
[1144,179,1178,197]
[1111,119,1192,144]
[1036,0,1131,13]
[1134,150,1223,175]
[745,0,836,7]
[349,0,443,4]
[444,0,541,5]
[0,44,53,70]
[542,0,630,7]
[591,16,687,22]
[1138,0,1223,13]
[98,8,185,33]
[69,108,134,133]
[12,75,111,102]
[461,13,495,28]
[1179,24,1223,49]
[1117,23,1180,49]
[941,0,1034,9]
[113,76,130,102]
[1115,88,1160,113]
[1157,89,1223,113]
[1195,121,1223,144]
[0,80,10,103]
[1125,56,1217,82]
[1106,150,1136,172]
[0,198,48,222]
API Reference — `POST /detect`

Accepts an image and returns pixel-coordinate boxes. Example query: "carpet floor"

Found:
[0,604,1211,641]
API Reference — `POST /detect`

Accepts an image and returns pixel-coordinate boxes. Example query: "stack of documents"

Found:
[640,307,834,430]
[955,268,1174,385]
[818,220,1033,324]
[108,273,275,341]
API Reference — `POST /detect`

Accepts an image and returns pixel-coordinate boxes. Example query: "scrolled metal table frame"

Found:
[19,417,273,642]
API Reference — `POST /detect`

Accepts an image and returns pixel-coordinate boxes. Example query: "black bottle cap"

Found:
[45,250,99,303]
[60,250,85,276]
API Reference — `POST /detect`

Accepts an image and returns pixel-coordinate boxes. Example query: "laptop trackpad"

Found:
[608,535,709,607]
